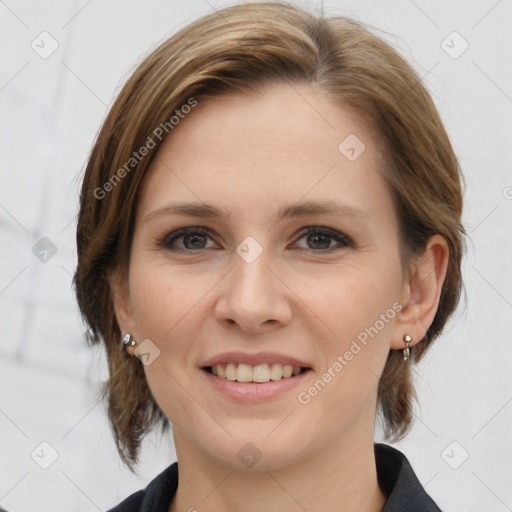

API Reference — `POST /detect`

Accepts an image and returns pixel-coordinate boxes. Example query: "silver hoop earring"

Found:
[121,333,136,351]
[403,334,412,361]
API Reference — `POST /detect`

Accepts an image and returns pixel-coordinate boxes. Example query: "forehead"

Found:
[136,83,393,231]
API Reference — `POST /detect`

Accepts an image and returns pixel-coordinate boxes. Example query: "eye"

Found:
[293,227,352,253]
[158,226,352,253]
[159,227,217,251]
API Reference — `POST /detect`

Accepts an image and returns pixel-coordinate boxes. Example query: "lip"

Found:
[199,351,312,369]
[201,366,312,403]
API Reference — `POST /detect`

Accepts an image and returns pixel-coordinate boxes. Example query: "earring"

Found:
[403,334,412,361]
[121,333,137,351]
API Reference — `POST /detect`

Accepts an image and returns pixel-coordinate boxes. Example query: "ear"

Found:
[391,234,449,350]
[109,268,138,356]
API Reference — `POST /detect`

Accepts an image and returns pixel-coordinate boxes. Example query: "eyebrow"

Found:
[144,200,373,226]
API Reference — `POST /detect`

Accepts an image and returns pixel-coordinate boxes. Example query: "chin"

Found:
[204,432,308,473]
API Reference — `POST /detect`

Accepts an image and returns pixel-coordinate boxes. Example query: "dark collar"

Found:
[375,443,442,511]
[108,443,442,511]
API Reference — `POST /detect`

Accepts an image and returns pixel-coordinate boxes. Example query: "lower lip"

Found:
[201,368,312,403]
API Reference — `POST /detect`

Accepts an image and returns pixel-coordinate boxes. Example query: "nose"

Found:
[214,246,293,334]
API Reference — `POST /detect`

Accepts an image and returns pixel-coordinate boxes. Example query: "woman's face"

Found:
[116,83,414,470]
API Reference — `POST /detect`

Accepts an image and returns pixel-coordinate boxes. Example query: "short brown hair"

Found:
[73,1,467,471]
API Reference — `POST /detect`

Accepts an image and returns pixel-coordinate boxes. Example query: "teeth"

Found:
[253,364,270,383]
[236,363,253,382]
[225,363,237,381]
[270,363,283,381]
[209,363,303,383]
[282,365,293,378]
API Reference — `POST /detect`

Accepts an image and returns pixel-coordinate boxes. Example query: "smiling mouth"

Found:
[203,363,310,383]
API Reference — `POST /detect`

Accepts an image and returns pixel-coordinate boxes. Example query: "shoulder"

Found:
[106,491,144,512]
[106,462,179,512]
[375,443,442,512]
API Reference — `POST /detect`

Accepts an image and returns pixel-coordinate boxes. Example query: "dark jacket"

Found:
[107,443,442,511]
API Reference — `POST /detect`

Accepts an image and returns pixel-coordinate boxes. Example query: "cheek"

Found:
[129,260,201,342]
[128,263,206,427]
[308,263,401,345]
[306,261,401,397]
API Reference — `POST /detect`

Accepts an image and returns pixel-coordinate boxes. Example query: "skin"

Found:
[111,82,449,512]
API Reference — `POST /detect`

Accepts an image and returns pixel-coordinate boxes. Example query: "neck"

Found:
[168,429,386,512]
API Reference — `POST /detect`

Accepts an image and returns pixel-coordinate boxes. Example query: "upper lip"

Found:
[200,351,312,369]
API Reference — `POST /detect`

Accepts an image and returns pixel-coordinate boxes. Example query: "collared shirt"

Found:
[107,443,442,511]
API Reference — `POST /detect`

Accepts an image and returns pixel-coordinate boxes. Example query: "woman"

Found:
[73,2,466,511]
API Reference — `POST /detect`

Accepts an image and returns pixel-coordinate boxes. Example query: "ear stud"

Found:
[121,333,136,351]
[403,334,412,361]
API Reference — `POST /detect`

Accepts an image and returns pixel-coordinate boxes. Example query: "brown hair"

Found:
[73,1,467,472]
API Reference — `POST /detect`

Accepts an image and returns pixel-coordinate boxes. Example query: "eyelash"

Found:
[158,226,353,254]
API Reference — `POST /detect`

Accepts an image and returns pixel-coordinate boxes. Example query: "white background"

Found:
[1,0,511,510]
